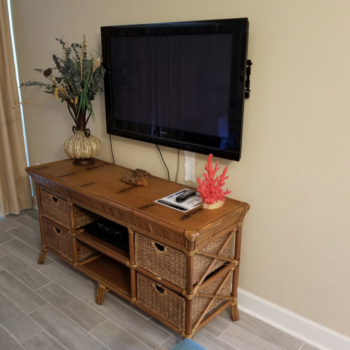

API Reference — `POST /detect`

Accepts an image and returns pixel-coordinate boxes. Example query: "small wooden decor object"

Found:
[197,154,232,209]
[121,169,151,186]
[26,159,249,339]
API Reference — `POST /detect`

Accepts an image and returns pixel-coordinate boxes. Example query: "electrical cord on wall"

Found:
[109,134,115,164]
[175,149,179,183]
[155,144,170,181]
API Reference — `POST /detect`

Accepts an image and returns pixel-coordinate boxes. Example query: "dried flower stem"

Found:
[80,35,86,80]
[62,42,68,61]
[12,96,55,109]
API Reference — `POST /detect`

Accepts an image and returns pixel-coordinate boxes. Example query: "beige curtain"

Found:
[0,0,32,217]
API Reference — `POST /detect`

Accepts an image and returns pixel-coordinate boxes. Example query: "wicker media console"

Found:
[26,159,249,339]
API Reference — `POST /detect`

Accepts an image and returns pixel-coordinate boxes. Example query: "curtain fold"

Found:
[0,0,32,217]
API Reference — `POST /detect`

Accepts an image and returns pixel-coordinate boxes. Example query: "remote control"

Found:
[176,190,197,202]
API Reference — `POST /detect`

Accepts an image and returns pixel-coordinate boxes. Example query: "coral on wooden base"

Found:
[197,154,231,209]
[202,200,224,210]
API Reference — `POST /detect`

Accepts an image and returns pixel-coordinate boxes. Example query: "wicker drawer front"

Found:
[137,273,186,330]
[137,272,232,331]
[43,221,96,262]
[135,233,232,289]
[41,189,96,229]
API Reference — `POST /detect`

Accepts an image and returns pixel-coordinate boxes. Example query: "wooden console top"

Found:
[27,159,249,248]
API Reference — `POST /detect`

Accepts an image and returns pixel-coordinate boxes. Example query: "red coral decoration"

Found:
[197,154,232,204]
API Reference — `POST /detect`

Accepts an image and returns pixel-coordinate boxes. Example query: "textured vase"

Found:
[64,131,101,165]
[202,200,224,210]
[64,104,101,165]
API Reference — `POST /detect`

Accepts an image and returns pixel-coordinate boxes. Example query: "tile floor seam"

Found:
[34,281,53,292]
[3,235,47,256]
[0,290,45,344]
[0,244,41,269]
[40,260,98,285]
[24,304,76,350]
[231,319,306,350]
[228,320,297,350]
[24,302,49,316]
[14,220,41,235]
[106,291,152,320]
[31,280,159,350]
[200,328,240,350]
[33,279,99,316]
[7,226,40,239]
[0,222,21,231]
[39,261,96,287]
[29,301,114,350]
[5,229,45,254]
[143,312,187,336]
[6,215,18,221]
[0,238,16,245]
[148,318,180,338]
[0,283,47,317]
[0,264,52,300]
[3,249,55,284]
[86,298,172,350]
[219,323,282,350]
[93,284,152,319]
[19,330,44,345]
[154,335,174,350]
[40,329,70,350]
[87,319,109,333]
[0,321,30,349]
[216,322,233,338]
[89,318,157,350]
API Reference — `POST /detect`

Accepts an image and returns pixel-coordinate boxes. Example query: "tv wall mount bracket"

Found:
[245,60,252,99]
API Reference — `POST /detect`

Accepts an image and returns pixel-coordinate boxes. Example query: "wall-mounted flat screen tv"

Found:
[101,18,249,161]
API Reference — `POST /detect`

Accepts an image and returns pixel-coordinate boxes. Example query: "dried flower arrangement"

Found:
[15,35,105,124]
[197,154,232,209]
[15,35,106,165]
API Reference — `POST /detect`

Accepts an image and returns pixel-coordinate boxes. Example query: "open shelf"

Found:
[76,231,129,266]
[77,255,131,301]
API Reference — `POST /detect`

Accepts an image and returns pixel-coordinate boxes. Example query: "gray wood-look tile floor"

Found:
[0,209,320,350]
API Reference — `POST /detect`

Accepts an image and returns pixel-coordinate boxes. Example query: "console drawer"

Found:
[43,220,96,262]
[135,232,232,289]
[137,273,186,330]
[136,271,232,331]
[40,189,96,229]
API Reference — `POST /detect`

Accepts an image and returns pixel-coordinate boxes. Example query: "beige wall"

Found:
[11,0,350,337]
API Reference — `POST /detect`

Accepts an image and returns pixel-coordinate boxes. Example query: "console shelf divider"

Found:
[76,230,129,266]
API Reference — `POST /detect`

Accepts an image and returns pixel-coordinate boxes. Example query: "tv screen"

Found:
[101,18,249,161]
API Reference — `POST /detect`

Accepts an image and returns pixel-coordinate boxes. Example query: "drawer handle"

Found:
[155,285,165,294]
[51,196,58,203]
[155,243,165,251]
[152,283,167,295]
[53,227,61,234]
[152,242,167,254]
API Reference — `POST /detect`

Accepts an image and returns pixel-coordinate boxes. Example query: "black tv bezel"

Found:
[101,18,249,161]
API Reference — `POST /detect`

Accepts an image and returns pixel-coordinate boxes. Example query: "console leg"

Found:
[231,303,239,321]
[96,284,108,305]
[38,250,47,264]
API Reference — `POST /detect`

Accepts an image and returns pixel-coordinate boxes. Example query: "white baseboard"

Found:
[237,288,350,350]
